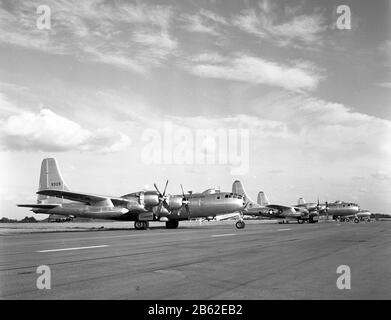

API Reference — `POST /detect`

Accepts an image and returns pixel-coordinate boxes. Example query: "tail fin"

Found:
[257,191,270,206]
[298,197,306,205]
[232,180,254,204]
[37,158,69,204]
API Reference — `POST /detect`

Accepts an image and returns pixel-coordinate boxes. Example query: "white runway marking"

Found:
[211,233,236,238]
[37,245,109,253]
[277,228,291,231]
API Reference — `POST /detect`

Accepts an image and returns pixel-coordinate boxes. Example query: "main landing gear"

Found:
[235,220,245,229]
[165,220,179,229]
[134,221,149,230]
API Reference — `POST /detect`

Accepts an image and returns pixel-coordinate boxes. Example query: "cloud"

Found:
[375,82,391,89]
[0,108,130,153]
[190,52,227,63]
[185,54,322,92]
[371,171,391,181]
[180,13,220,36]
[0,1,177,74]
[248,92,391,160]
[232,3,327,48]
[199,9,229,25]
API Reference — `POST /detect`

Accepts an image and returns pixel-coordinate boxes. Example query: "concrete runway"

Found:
[1,220,390,299]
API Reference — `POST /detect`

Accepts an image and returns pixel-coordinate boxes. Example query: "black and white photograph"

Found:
[0,0,390,306]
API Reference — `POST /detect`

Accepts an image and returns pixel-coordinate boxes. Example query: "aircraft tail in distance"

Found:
[257,191,270,206]
[298,197,306,205]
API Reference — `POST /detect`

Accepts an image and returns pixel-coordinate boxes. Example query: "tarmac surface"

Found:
[0,220,390,299]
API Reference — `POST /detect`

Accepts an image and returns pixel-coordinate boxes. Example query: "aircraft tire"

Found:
[235,221,245,229]
[166,220,179,229]
[298,219,305,224]
[354,218,360,223]
[134,221,148,230]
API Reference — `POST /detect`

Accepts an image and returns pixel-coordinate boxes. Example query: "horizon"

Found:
[1,0,390,219]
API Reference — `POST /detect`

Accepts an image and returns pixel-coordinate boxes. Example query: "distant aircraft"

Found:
[232,181,318,224]
[324,201,363,223]
[18,158,247,230]
[48,214,74,223]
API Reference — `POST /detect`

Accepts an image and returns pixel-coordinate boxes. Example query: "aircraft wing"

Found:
[245,206,277,216]
[17,203,61,209]
[267,204,295,212]
[36,189,129,206]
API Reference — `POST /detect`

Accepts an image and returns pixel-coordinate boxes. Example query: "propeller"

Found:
[180,184,191,220]
[154,180,170,216]
[325,201,329,220]
[238,201,250,221]
[316,196,321,211]
[242,201,250,213]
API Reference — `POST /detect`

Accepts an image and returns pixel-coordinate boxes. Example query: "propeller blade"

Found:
[156,201,163,216]
[162,199,170,211]
[153,181,171,216]
[180,184,191,220]
[180,184,186,199]
[154,183,161,196]
[163,180,169,196]
[242,201,250,212]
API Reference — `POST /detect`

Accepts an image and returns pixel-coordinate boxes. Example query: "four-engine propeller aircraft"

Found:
[18,158,248,230]
[232,181,319,224]
[324,200,363,222]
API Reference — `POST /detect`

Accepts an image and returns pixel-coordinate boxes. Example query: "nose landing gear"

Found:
[235,220,245,229]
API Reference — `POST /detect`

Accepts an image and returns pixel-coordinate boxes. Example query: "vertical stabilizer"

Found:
[232,180,254,204]
[257,191,270,206]
[37,158,69,204]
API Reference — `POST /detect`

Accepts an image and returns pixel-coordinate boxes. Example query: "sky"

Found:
[0,0,390,219]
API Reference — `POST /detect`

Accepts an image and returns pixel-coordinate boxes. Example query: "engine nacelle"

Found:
[167,195,183,210]
[142,191,159,207]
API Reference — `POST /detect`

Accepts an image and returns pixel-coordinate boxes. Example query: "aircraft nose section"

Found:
[236,199,246,210]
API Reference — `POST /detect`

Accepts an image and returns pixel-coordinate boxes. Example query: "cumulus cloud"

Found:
[0,109,130,153]
[247,92,391,161]
[185,54,322,92]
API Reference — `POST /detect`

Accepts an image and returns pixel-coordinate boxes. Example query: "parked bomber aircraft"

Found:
[232,181,319,224]
[295,198,368,223]
[295,197,326,213]
[325,201,363,222]
[18,158,248,230]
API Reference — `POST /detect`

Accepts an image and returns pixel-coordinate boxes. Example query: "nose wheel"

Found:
[235,220,245,229]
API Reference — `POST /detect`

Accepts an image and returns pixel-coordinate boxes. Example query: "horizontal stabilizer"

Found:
[36,189,130,206]
[37,189,108,205]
